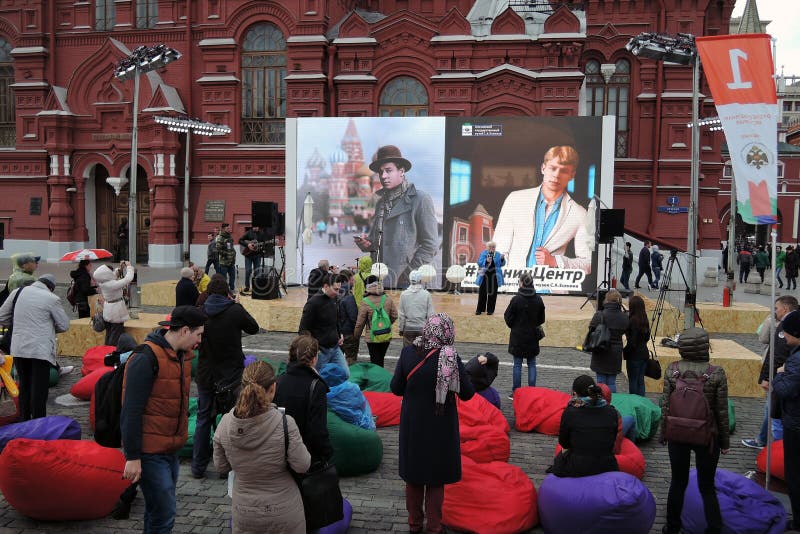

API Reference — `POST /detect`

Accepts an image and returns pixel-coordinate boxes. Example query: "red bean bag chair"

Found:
[0,438,130,520]
[513,387,570,435]
[363,391,401,427]
[461,424,510,464]
[70,366,113,401]
[81,345,116,376]
[555,438,645,479]
[457,394,510,434]
[757,440,785,481]
[443,455,538,534]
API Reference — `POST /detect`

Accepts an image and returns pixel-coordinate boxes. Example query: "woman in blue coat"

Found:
[391,313,474,534]
[475,241,506,315]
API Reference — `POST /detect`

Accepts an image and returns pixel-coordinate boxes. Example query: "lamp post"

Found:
[627,32,699,329]
[154,116,231,264]
[300,192,314,285]
[113,44,181,267]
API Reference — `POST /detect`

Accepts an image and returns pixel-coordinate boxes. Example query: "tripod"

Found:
[650,249,703,342]
[581,239,614,310]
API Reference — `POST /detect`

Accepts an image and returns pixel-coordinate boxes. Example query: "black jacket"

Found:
[196,294,260,390]
[624,321,651,362]
[552,401,620,477]
[622,249,633,272]
[299,292,340,348]
[786,251,800,278]
[588,302,629,375]
[69,267,97,304]
[175,278,199,308]
[307,267,327,300]
[638,247,651,269]
[465,352,499,391]
[339,293,358,335]
[503,287,545,358]
[274,362,332,465]
[238,228,267,251]
[759,320,791,383]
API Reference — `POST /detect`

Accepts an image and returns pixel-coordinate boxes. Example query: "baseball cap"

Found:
[782,310,800,338]
[158,305,207,329]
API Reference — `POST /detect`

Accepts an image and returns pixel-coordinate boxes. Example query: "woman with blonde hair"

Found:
[213,361,310,534]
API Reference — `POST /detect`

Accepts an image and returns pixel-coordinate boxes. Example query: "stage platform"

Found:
[57,313,162,357]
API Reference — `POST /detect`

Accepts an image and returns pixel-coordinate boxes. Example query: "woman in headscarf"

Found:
[390,313,475,534]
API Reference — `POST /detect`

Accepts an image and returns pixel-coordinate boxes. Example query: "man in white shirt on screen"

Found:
[492,145,593,274]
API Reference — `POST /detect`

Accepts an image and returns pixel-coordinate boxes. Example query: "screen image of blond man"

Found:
[492,145,592,274]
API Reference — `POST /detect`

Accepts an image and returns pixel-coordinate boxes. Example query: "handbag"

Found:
[0,287,24,354]
[92,303,106,333]
[644,350,662,380]
[536,325,546,341]
[583,312,610,353]
[213,375,240,417]
[0,386,15,418]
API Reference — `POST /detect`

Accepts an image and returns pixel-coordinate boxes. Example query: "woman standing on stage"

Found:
[475,241,506,316]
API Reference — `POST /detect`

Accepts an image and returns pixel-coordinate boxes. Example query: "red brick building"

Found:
[0,0,795,266]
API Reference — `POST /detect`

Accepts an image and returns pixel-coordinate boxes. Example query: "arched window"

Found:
[583,58,630,157]
[0,38,14,148]
[95,0,116,30]
[378,77,428,117]
[241,23,286,144]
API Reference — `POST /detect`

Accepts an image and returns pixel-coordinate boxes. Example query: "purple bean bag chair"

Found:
[0,416,81,453]
[538,472,655,534]
[243,355,257,368]
[681,469,786,534]
[319,498,352,534]
[477,386,501,410]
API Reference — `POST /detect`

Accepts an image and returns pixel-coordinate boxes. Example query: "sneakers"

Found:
[240,288,251,296]
[741,438,765,449]
[191,470,205,479]
[58,365,75,376]
[507,393,514,401]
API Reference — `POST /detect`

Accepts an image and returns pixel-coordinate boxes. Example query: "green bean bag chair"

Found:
[49,366,59,388]
[191,349,198,379]
[348,362,392,392]
[611,393,661,442]
[728,398,736,433]
[258,357,287,376]
[327,409,383,476]
[178,397,200,458]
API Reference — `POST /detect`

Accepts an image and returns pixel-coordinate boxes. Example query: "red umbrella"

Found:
[59,248,114,262]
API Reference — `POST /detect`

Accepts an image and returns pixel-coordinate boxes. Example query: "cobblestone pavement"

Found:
[0,307,778,534]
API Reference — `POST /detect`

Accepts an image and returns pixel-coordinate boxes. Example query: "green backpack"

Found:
[364,295,393,343]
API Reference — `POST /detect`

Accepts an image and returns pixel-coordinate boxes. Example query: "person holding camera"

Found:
[93,260,135,346]
[238,225,267,296]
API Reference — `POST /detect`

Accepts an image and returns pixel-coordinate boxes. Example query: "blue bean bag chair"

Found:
[244,354,257,367]
[321,363,375,430]
[538,472,656,534]
[0,415,81,453]
[319,498,353,534]
[610,393,661,441]
[477,386,501,410]
[681,468,786,534]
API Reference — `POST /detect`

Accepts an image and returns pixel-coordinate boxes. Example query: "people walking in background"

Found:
[70,258,97,319]
[307,259,329,301]
[215,223,237,291]
[398,270,434,346]
[0,274,70,421]
[353,255,372,306]
[316,220,326,239]
[116,219,129,262]
[786,246,799,291]
[587,289,629,392]
[634,242,653,290]
[205,231,219,275]
[738,247,753,284]
[624,295,651,396]
[94,261,135,346]
[213,361,310,534]
[650,245,663,289]
[776,245,786,289]
[354,275,398,368]
[298,273,349,375]
[755,246,770,284]
[175,267,199,308]
[660,327,729,534]
[338,270,360,365]
[328,217,338,245]
[475,241,506,315]
[504,273,545,399]
[721,243,729,276]
[620,242,634,291]
[7,253,39,291]
[390,313,474,534]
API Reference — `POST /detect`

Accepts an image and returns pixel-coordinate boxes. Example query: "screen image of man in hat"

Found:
[354,145,439,288]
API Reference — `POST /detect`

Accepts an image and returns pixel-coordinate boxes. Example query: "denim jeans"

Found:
[217,264,236,291]
[595,373,617,393]
[512,356,537,390]
[652,267,662,288]
[620,269,632,290]
[622,415,637,442]
[626,359,647,396]
[243,255,259,291]
[758,401,784,444]
[776,267,784,288]
[317,345,349,377]
[191,384,215,477]
[140,453,179,534]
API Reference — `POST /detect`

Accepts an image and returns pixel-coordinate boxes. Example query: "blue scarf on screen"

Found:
[527,193,563,267]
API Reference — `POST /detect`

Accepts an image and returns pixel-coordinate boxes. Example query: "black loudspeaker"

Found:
[598,209,625,244]
[276,212,285,235]
[252,201,278,230]
[597,289,609,310]
[251,267,281,300]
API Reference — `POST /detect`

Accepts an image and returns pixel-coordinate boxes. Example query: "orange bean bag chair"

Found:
[555,437,645,479]
[0,438,130,520]
[461,424,510,464]
[70,366,113,401]
[443,455,538,534]
[363,391,401,427]
[457,393,510,435]
[757,440,785,480]
[513,387,570,435]
[81,345,116,376]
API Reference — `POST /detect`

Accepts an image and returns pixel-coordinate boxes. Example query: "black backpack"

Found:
[663,362,717,447]
[93,344,157,448]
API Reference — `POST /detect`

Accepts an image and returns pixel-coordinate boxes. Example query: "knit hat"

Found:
[38,274,57,292]
[782,310,800,338]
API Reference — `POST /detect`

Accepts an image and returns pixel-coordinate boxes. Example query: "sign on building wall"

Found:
[204,200,226,222]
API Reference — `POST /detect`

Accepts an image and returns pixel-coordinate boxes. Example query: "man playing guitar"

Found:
[238,225,267,295]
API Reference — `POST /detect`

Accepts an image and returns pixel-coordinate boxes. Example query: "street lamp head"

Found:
[113,44,182,80]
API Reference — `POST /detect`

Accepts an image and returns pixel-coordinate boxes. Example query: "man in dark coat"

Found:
[69,259,97,318]
[238,225,267,296]
[588,289,629,392]
[504,273,545,398]
[191,277,259,478]
[307,259,329,300]
[620,242,634,290]
[634,241,653,289]
[175,267,199,307]
[299,273,348,376]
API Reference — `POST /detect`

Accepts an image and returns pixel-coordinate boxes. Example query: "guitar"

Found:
[240,241,265,257]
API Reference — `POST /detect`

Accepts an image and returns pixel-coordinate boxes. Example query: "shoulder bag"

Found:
[644,350,662,380]
[91,302,106,333]
[0,287,24,354]
[582,312,610,353]
[284,380,343,530]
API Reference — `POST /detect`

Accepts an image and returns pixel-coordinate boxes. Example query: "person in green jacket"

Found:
[7,253,39,291]
[777,245,786,289]
[353,255,372,306]
[754,246,770,284]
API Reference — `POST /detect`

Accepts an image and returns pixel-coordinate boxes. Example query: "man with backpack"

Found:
[299,273,349,376]
[660,327,730,534]
[120,306,206,533]
[354,275,398,368]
